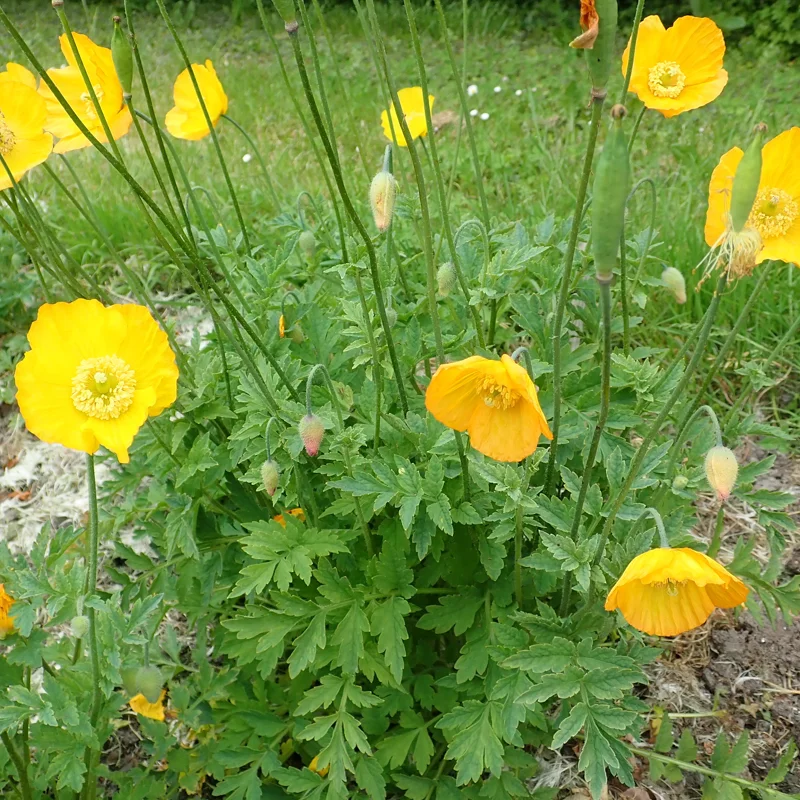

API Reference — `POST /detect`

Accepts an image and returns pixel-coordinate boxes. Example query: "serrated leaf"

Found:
[331,603,369,676]
[371,597,410,683]
[584,668,642,700]
[288,611,327,678]
[519,666,584,703]
[438,700,504,785]
[355,756,386,800]
[551,702,588,750]
[502,637,576,673]
[417,593,483,636]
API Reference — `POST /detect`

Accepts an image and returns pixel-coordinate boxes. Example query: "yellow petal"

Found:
[655,71,727,118]
[755,221,800,266]
[704,146,743,247]
[613,580,716,636]
[622,16,666,85]
[467,397,547,463]
[129,690,166,722]
[0,81,48,138]
[1,63,37,89]
[425,356,488,432]
[759,127,800,199]
[0,133,53,191]
[664,16,725,86]
[381,87,433,147]
[82,386,157,463]
[166,61,227,140]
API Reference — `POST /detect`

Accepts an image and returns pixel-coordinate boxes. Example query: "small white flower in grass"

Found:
[480,112,490,121]
[515,89,523,97]
[242,153,252,163]
[493,86,502,93]
[470,109,479,117]
[467,84,478,96]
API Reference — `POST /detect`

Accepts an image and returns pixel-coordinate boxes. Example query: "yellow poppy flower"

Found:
[381,87,434,148]
[0,75,53,191]
[309,755,329,777]
[129,690,166,722]
[0,584,16,637]
[425,354,552,463]
[274,508,306,527]
[38,33,132,154]
[165,60,228,141]
[0,63,38,89]
[14,299,179,464]
[621,16,727,117]
[705,127,800,267]
[605,547,748,637]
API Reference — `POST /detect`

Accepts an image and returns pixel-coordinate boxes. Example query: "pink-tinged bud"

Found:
[370,170,397,232]
[662,267,687,304]
[704,446,738,501]
[299,414,325,457]
[261,460,280,496]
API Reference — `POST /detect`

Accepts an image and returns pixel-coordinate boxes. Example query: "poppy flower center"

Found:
[80,84,105,120]
[71,354,136,420]
[477,377,520,410]
[0,113,15,156]
[653,578,687,597]
[749,187,798,239]
[648,61,686,98]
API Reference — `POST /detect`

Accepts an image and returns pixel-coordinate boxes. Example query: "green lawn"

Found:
[2,0,799,434]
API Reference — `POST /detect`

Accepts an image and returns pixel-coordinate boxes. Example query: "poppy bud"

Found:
[71,614,90,639]
[290,322,305,344]
[272,0,297,25]
[299,230,316,262]
[370,170,398,232]
[309,755,329,777]
[671,475,689,491]
[299,414,325,457]
[386,306,398,327]
[135,665,163,704]
[111,17,133,98]
[261,459,280,496]
[704,446,738,501]
[662,267,687,304]
[437,262,457,296]
[121,666,139,697]
[730,124,767,233]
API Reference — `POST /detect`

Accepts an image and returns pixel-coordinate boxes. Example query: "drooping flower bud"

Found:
[299,414,325,457]
[135,665,163,704]
[121,666,140,697]
[261,459,280,496]
[111,16,133,97]
[370,170,398,232]
[71,614,90,639]
[299,230,316,262]
[386,306,398,327]
[290,322,305,344]
[437,262,457,296]
[662,267,687,304]
[704,446,738,501]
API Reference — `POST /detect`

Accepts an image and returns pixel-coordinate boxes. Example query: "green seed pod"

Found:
[437,262,457,296]
[271,0,296,25]
[730,124,767,233]
[135,665,163,704]
[586,0,618,91]
[661,267,687,304]
[111,17,133,97]
[591,107,630,281]
[298,230,316,262]
[70,614,90,639]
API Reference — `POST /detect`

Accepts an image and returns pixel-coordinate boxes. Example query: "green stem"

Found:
[559,278,613,615]
[544,91,606,493]
[620,219,631,354]
[589,271,728,582]
[306,365,373,557]
[222,114,281,209]
[620,0,647,103]
[83,455,103,800]
[627,178,658,299]
[155,0,251,253]
[0,732,32,800]
[628,104,647,150]
[708,505,725,558]
[286,21,409,416]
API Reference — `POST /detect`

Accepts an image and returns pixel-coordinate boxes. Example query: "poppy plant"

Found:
[165,60,228,141]
[0,66,53,190]
[705,127,800,267]
[425,354,552,463]
[621,16,727,117]
[605,547,748,637]
[381,86,434,148]
[15,299,179,464]
[38,33,132,154]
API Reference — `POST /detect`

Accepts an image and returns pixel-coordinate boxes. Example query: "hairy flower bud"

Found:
[370,170,398,232]
[121,666,139,697]
[671,475,689,491]
[704,446,738,501]
[111,17,133,97]
[299,414,325,457]
[662,266,687,304]
[71,614,90,639]
[290,322,305,344]
[298,230,316,262]
[261,459,280,496]
[135,665,163,704]
[386,306,398,327]
[437,262,457,296]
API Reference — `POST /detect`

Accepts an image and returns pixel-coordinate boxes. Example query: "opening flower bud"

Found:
[71,614,90,639]
[704,446,738,501]
[309,755,329,777]
[437,262,457,296]
[279,315,286,338]
[299,230,316,262]
[661,267,687,304]
[299,414,325,457]
[135,665,163,704]
[370,170,397,232]
[261,459,280,496]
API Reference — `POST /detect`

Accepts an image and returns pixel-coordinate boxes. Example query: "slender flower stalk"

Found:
[154,0,251,253]
[544,92,606,493]
[1,732,32,800]
[619,0,647,103]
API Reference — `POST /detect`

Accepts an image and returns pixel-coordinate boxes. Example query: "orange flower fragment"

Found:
[274,508,306,528]
[570,0,600,50]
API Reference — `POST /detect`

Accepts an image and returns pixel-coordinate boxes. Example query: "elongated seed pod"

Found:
[587,0,618,91]
[592,107,630,281]
[729,124,766,233]
[111,17,133,97]
[271,0,297,24]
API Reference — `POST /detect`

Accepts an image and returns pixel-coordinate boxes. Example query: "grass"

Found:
[1,0,799,436]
